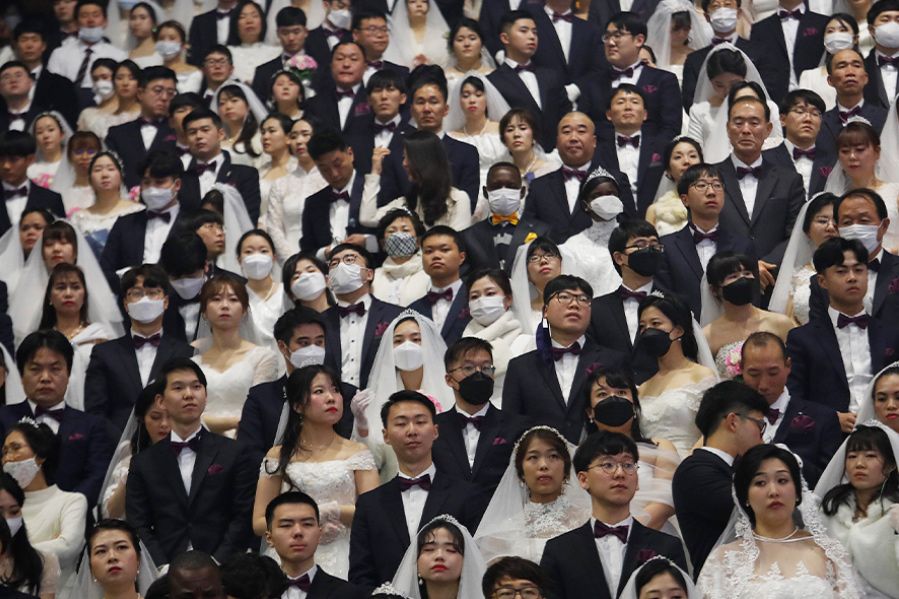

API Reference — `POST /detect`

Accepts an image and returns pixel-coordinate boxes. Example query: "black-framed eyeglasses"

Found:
[740,414,767,434]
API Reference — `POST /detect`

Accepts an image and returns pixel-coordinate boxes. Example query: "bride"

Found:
[383,0,451,68]
[697,444,862,598]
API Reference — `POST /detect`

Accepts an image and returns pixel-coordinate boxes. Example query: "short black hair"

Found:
[486,161,521,185]
[327,243,373,268]
[706,48,746,80]
[607,83,646,111]
[779,89,826,116]
[706,252,756,288]
[701,0,741,10]
[499,10,536,35]
[836,188,888,221]
[264,490,320,528]
[171,550,219,573]
[466,268,513,297]
[120,264,172,298]
[606,12,648,38]
[420,225,466,254]
[733,444,803,524]
[677,163,721,196]
[192,208,224,231]
[169,92,205,117]
[159,233,208,277]
[408,64,448,103]
[482,557,549,597]
[813,237,868,274]
[0,61,29,78]
[90,57,118,76]
[16,330,73,375]
[183,107,223,130]
[444,337,493,370]
[868,0,899,25]
[307,129,348,161]
[607,219,659,274]
[87,519,141,556]
[221,554,286,599]
[380,390,437,427]
[0,131,37,158]
[204,44,233,63]
[273,307,326,345]
[573,431,639,473]
[543,274,593,305]
[140,149,184,181]
[365,69,407,96]
[694,380,767,437]
[352,9,386,30]
[376,208,425,242]
[276,5,307,27]
[76,0,107,18]
[13,19,48,41]
[330,40,366,59]
[139,65,177,88]
[634,558,689,595]
[158,357,207,389]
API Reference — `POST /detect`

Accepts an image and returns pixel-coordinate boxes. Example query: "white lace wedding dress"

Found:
[639,376,716,457]
[559,221,622,298]
[193,345,282,427]
[789,264,816,325]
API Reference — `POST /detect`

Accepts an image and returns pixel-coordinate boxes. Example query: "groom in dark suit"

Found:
[541,432,687,599]
[672,380,767,574]
[0,131,65,236]
[126,358,256,567]
[349,391,483,589]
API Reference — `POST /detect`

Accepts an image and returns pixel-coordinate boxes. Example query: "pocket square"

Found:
[374,321,389,337]
[207,463,225,475]
[641,84,658,94]
[802,27,818,37]
[789,414,815,433]
[67,432,85,442]
[492,436,508,446]
[636,548,658,565]
[889,277,899,295]
[354,102,371,117]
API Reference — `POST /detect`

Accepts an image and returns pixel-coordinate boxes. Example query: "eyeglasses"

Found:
[125,287,166,301]
[148,85,177,97]
[0,72,29,83]
[551,292,591,307]
[527,252,560,264]
[589,460,639,475]
[690,181,724,192]
[625,241,664,252]
[740,414,767,435]
[789,107,822,119]
[358,25,388,34]
[812,216,835,227]
[72,148,98,157]
[449,364,497,378]
[602,30,633,42]
[328,254,362,269]
[494,587,543,599]
[204,58,231,67]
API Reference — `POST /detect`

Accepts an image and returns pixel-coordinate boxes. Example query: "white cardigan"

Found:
[461,310,531,408]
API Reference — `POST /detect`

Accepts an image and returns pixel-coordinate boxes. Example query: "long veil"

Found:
[214,182,255,276]
[814,419,899,500]
[444,72,511,132]
[645,0,712,70]
[0,343,25,405]
[856,361,899,426]
[382,0,450,68]
[61,541,160,599]
[620,555,699,598]
[768,195,818,316]
[0,225,25,294]
[106,0,167,51]
[210,80,269,124]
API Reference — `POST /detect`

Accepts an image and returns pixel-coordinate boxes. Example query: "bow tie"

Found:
[170,434,201,456]
[617,286,647,302]
[426,288,453,304]
[368,60,384,69]
[330,189,350,202]
[35,406,64,422]
[4,186,27,200]
[398,473,432,492]
[7,111,25,121]
[147,210,172,223]
[456,412,484,430]
[194,161,217,175]
[869,258,880,272]
[514,62,535,73]
[326,28,348,40]
[610,66,635,80]
[133,334,161,349]
[373,121,397,134]
[839,106,862,122]
[617,134,640,148]
[736,165,762,179]
[765,407,781,425]
[711,37,731,45]
[594,521,629,543]
[552,11,575,22]
[779,8,801,19]
[216,9,233,19]
[562,167,587,182]
[792,146,816,160]
[336,88,355,100]
[491,213,519,226]
[692,227,719,244]
[141,118,166,128]
[551,341,581,361]
[288,574,311,591]
[337,302,365,318]
[176,145,189,156]
[878,54,899,67]
[837,313,869,329]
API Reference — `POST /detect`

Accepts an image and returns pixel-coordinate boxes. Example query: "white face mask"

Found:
[876,21,899,48]
[291,271,327,301]
[2,458,40,490]
[589,195,624,220]
[289,345,326,369]
[126,297,165,324]
[469,295,506,327]
[708,8,738,33]
[155,40,182,58]
[823,31,854,54]
[328,8,352,29]
[5,516,22,538]
[241,253,273,280]
[394,340,424,371]
[839,223,881,253]
[486,187,521,216]
[92,79,114,100]
[328,262,366,295]
[79,26,105,43]
[141,186,175,211]
[170,276,205,300]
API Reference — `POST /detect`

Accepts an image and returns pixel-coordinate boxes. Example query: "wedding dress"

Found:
[70,201,145,258]
[558,220,623,298]
[639,376,716,457]
[264,166,327,261]
[714,340,745,380]
[193,344,282,427]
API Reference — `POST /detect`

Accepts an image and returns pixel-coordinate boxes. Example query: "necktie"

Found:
[330,189,350,202]
[133,334,162,349]
[837,313,869,329]
[336,87,355,100]
[491,213,519,226]
[374,121,397,134]
[75,47,93,87]
[878,54,899,67]
[426,288,453,304]
[792,147,816,160]
[456,412,484,430]
[35,406,64,422]
[337,303,365,317]
[692,227,719,244]
[594,521,629,543]
[839,106,862,123]
[610,66,635,80]
[170,434,201,456]
[712,37,730,45]
[736,166,761,179]
[194,161,217,175]
[552,11,575,22]
[779,8,801,18]
[765,407,781,425]
[869,258,880,272]
[617,134,640,148]
[551,341,581,361]
[514,62,535,73]
[288,574,311,591]
[368,60,384,69]
[617,286,647,302]
[147,210,172,223]
[4,186,27,199]
[398,473,432,491]
[562,167,586,182]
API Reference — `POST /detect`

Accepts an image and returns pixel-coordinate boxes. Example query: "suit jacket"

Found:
[672,447,734,574]
[409,283,472,346]
[598,129,666,212]
[772,394,842,487]
[525,3,606,85]
[588,0,660,30]
[681,37,767,112]
[83,332,195,438]
[0,100,46,134]
[540,520,687,599]
[307,568,368,599]
[106,118,178,189]
[864,48,899,109]
[305,27,351,74]
[181,150,262,222]
[126,430,255,565]
[786,313,899,412]
[346,117,415,177]
[763,142,836,199]
[503,340,630,443]
[322,296,404,389]
[348,472,482,588]
[807,250,899,323]
[299,172,371,255]
[187,9,222,66]
[460,216,552,275]
[750,10,828,103]
[303,81,371,136]
[712,156,804,264]
[33,69,79,128]
[487,62,572,152]
[251,55,285,104]
[816,102,888,155]
[0,403,113,507]
[0,183,65,237]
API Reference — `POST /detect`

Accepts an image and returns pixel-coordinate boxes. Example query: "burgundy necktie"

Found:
[839,106,862,123]
[3,186,27,199]
[330,189,350,202]
[398,474,432,491]
[765,407,781,425]
[336,88,355,100]
[594,521,629,543]
[456,413,484,430]
[374,121,397,134]
[691,227,720,244]
[610,66,635,80]
[288,574,311,591]
[147,210,172,223]
[514,62,535,73]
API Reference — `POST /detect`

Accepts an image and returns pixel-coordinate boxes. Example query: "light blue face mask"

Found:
[79,26,105,43]
[118,0,141,8]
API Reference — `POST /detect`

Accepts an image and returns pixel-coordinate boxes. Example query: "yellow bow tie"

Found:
[491,213,519,226]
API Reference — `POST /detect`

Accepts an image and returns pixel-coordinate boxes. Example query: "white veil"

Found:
[768,195,818,315]
[473,425,592,563]
[646,0,712,70]
[383,0,451,68]
[265,0,326,45]
[880,94,899,171]
[214,182,255,275]
[444,72,511,132]
[620,555,699,599]
[0,343,25,405]
[106,0,167,51]
[390,514,487,599]
[856,361,899,427]
[814,419,899,500]
[29,110,74,163]
[509,243,542,337]
[210,79,270,125]
[0,224,25,294]
[824,115,895,194]
[61,540,160,599]
[698,271,722,327]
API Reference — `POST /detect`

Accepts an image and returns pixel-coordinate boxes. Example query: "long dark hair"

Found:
[584,367,655,444]
[39,263,90,330]
[218,84,261,158]
[637,293,699,361]
[0,474,43,594]
[733,444,803,526]
[402,131,452,227]
[227,0,267,45]
[130,379,165,455]
[416,517,465,598]
[822,425,899,516]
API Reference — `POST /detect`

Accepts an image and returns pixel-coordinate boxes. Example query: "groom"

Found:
[540,431,686,599]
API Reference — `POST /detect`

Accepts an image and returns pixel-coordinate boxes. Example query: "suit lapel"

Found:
[496,65,542,116]
[772,398,799,444]
[187,433,217,506]
[872,253,897,315]
[118,336,144,391]
[505,222,531,269]
[538,355,567,411]
[471,406,500,476]
[574,522,613,599]
[674,227,704,280]
[442,412,472,475]
[149,335,180,382]
[383,480,411,546]
[534,9,567,69]
[750,162,777,223]
[606,298,632,347]
[720,162,751,226]
[349,171,365,228]
[215,151,232,183]
[160,440,190,505]
[360,299,382,363]
[442,285,468,338]
[815,318,848,382]
[618,521,648,596]
[566,349,596,412]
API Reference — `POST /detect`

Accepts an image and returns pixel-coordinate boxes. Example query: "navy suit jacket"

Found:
[772,395,842,487]
[681,37,767,112]
[346,117,414,177]
[299,172,371,255]
[409,283,471,346]
[598,130,666,214]
[304,81,371,136]
[864,48,899,109]
[187,9,221,66]
[503,340,630,443]
[460,216,552,275]
[750,10,828,103]
[306,568,368,599]
[0,183,64,237]
[807,250,899,323]
[33,69,80,128]
[525,3,606,85]
[251,55,284,104]
[763,142,836,199]
[0,403,113,507]
[816,102,888,154]
[106,118,178,189]
[181,150,262,223]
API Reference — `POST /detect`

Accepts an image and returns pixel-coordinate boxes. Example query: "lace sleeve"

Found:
[695,545,736,599]
[252,347,284,386]
[100,456,131,515]
[259,456,281,478]
[347,448,377,472]
[264,179,294,261]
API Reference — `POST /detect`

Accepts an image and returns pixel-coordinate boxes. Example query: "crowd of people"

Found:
[1,0,899,596]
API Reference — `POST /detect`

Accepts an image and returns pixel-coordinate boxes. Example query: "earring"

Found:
[418,575,424,587]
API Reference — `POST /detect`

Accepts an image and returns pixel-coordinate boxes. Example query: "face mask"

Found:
[92,79,114,100]
[593,396,635,427]
[126,297,165,323]
[328,8,352,29]
[394,340,424,371]
[469,295,506,327]
[241,253,273,280]
[291,271,327,301]
[840,223,881,254]
[141,186,175,211]
[635,327,673,358]
[119,0,140,8]
[708,7,738,33]
[155,40,182,58]
[486,187,521,216]
[458,371,494,405]
[78,26,105,43]
[4,516,22,538]
[170,276,205,300]
[289,345,326,369]
[824,31,854,54]
[876,21,899,48]
[721,276,754,305]
[2,458,40,490]
[590,195,624,220]
[385,232,418,258]
[328,262,365,295]
[627,247,663,277]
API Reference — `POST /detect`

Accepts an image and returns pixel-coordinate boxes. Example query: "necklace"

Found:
[752,527,801,542]
[518,152,538,176]
[463,119,488,137]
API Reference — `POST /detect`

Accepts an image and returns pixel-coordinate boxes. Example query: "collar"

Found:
[731,154,762,170]
[504,57,527,70]
[836,99,864,113]
[375,114,402,128]
[783,139,816,154]
[171,425,203,443]
[770,389,790,413]
[614,127,642,139]
[780,2,805,14]
[290,564,318,583]
[336,83,361,96]
[551,334,587,349]
[561,162,590,174]
[622,280,653,294]
[2,180,30,192]
[591,515,634,535]
[877,49,899,59]
[398,462,437,481]
[30,65,43,79]
[544,5,573,18]
[27,399,65,415]
[699,446,735,466]
[615,59,643,73]
[455,403,490,418]
[828,305,867,329]
[430,278,463,295]
[336,293,371,309]
[131,327,163,338]
[690,221,719,234]
[333,171,356,196]
[872,248,885,264]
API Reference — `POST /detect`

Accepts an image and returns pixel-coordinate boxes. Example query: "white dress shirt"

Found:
[592,515,634,597]
[337,293,372,387]
[690,223,719,272]
[171,426,202,495]
[563,163,590,213]
[610,61,643,89]
[27,399,65,434]
[614,128,641,195]
[504,58,542,109]
[455,403,490,468]
[47,39,126,87]
[878,50,899,101]
[195,152,224,198]
[828,306,872,412]
[779,4,804,89]
[132,327,162,386]
[2,181,30,227]
[552,334,586,402]
[179,300,202,342]
[429,279,463,332]
[731,154,762,219]
[374,115,401,149]
[216,10,232,44]
[622,281,653,342]
[336,84,360,129]
[399,463,437,542]
[784,139,814,194]
[697,446,735,467]
[140,120,160,151]
[545,6,573,62]
[763,389,791,442]
[6,101,31,132]
[282,565,318,599]
[143,202,180,264]
[330,171,355,244]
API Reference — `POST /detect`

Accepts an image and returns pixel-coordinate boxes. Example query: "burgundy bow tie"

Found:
[711,37,730,45]
[692,227,719,244]
[551,341,581,361]
[336,88,355,100]
[426,288,453,304]
[194,161,217,175]
[617,286,647,302]
[7,111,25,121]
[594,521,629,543]
[792,146,816,160]
[368,60,384,69]
[837,313,869,329]
[288,574,311,592]
[35,406,64,422]
[4,186,27,200]
[562,167,587,182]
[765,407,781,425]
[617,134,640,148]
[147,210,172,223]
[398,473,432,492]
[456,412,484,430]
[779,8,801,19]
[878,54,899,67]
[337,302,365,318]
[839,106,862,122]
[552,11,575,22]
[326,28,349,40]
[133,333,161,349]
[736,165,762,179]
[374,121,397,134]
[330,189,350,202]
[610,66,635,80]
[514,62,535,73]
[170,434,201,456]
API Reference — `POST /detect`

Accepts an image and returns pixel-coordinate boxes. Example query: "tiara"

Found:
[512,425,567,454]
[17,416,40,428]
[584,165,615,186]
[845,115,873,127]
[418,513,464,532]
[372,582,411,598]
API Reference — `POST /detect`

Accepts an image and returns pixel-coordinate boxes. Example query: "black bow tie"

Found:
[326,28,348,40]
[736,165,762,179]
[368,60,384,69]
[141,118,166,128]
[35,406,64,422]
[562,167,587,182]
[456,412,484,430]
[288,574,311,591]
[837,313,869,329]
[374,121,397,134]
[617,286,647,302]
[552,11,575,22]
[779,8,801,19]
[617,134,640,148]
[594,521,629,543]
[711,37,731,45]
[133,334,161,349]
[194,161,217,175]
[4,186,27,200]
[170,434,201,455]
[878,54,899,67]
[551,341,581,361]
[426,288,453,304]
[610,66,635,80]
[337,302,366,318]
[7,111,25,121]
[869,258,880,272]
[514,62,535,73]
[839,106,862,123]
[692,227,719,244]
[765,407,781,425]
[147,210,172,223]
[398,473,432,491]
[336,87,355,100]
[792,146,816,160]
[216,9,233,19]
[330,189,350,202]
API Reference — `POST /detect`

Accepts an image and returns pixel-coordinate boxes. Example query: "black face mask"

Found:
[722,277,755,306]
[593,396,635,427]
[635,327,674,358]
[458,371,494,405]
[627,247,663,277]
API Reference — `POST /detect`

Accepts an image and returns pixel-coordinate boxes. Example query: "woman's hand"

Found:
[371,147,390,176]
